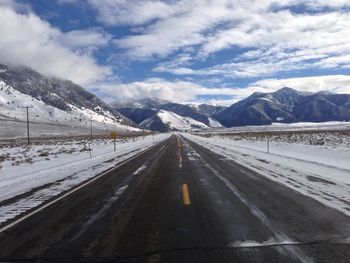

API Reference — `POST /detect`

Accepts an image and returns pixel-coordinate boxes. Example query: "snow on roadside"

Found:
[0,134,169,202]
[0,134,170,226]
[213,136,350,181]
[182,133,350,217]
[206,121,350,134]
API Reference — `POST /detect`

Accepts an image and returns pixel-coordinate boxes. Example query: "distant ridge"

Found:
[111,87,350,130]
[214,87,350,127]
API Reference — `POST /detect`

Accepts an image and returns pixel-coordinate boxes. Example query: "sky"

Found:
[0,0,350,105]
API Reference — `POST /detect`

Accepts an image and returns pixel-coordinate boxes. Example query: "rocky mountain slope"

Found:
[0,64,137,131]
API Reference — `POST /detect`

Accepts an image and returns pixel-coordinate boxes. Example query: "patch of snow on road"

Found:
[232,237,298,248]
[132,164,148,175]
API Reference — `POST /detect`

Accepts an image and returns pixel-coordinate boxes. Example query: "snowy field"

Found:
[0,119,123,139]
[183,131,350,217]
[0,116,143,140]
[198,121,350,134]
[0,134,170,226]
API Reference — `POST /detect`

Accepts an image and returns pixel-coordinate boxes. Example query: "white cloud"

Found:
[95,78,246,105]
[98,74,350,106]
[91,0,350,79]
[88,0,177,25]
[2,0,350,107]
[88,0,179,26]
[251,75,350,94]
[58,29,112,49]
[0,0,31,12]
[0,3,111,85]
[106,0,234,59]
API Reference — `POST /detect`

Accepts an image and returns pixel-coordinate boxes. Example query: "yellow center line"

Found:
[177,137,181,147]
[177,136,183,168]
[182,183,191,205]
[178,149,183,168]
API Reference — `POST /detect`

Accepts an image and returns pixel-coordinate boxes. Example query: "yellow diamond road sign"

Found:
[110,131,118,139]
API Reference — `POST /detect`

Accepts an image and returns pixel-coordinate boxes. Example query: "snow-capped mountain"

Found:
[0,64,137,131]
[214,87,350,127]
[113,98,223,131]
[140,110,209,132]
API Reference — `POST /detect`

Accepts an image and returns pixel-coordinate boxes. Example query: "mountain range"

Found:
[112,88,350,131]
[1,63,350,133]
[214,87,350,127]
[112,98,223,131]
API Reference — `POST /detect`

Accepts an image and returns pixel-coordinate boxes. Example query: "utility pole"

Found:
[267,137,270,154]
[114,125,117,152]
[21,106,33,144]
[90,118,93,141]
[89,117,93,158]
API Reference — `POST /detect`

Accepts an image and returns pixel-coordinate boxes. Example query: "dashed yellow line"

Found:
[178,148,183,168]
[182,183,191,205]
[177,136,183,168]
[177,136,181,147]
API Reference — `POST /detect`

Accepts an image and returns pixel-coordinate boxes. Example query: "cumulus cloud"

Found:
[87,0,179,26]
[0,3,111,85]
[251,75,350,94]
[2,0,350,106]
[95,78,247,105]
[90,0,350,78]
[58,29,113,49]
[99,74,350,106]
[98,0,233,59]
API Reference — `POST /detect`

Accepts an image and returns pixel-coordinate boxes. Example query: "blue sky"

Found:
[0,0,350,105]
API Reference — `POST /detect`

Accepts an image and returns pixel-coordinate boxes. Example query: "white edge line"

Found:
[0,140,164,233]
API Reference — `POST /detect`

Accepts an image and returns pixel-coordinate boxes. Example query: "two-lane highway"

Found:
[0,135,349,262]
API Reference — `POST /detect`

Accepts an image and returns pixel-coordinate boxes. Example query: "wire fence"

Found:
[0,119,146,144]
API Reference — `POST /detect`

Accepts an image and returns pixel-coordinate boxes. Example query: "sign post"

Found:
[110,131,118,151]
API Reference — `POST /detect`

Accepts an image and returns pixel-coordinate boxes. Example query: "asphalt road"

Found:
[0,135,350,262]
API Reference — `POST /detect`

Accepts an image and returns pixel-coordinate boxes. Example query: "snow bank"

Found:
[207,121,350,134]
